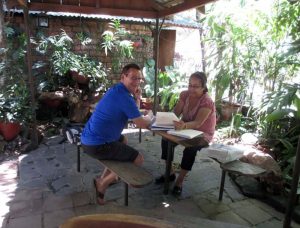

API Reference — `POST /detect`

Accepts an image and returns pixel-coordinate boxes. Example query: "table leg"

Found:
[139,128,142,143]
[219,169,226,201]
[164,141,175,194]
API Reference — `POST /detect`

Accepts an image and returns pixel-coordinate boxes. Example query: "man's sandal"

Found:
[93,179,105,204]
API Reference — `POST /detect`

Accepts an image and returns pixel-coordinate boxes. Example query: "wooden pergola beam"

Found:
[9,1,158,19]
[158,0,215,17]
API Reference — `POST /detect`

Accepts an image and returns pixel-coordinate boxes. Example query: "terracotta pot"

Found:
[42,98,62,108]
[221,103,241,121]
[70,71,89,84]
[0,122,21,141]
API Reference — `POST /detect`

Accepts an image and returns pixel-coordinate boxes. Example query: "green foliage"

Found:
[101,20,134,73]
[0,27,33,123]
[256,83,300,169]
[142,60,187,111]
[36,30,108,92]
[37,30,74,77]
[158,66,187,111]
[204,0,300,112]
[142,59,156,98]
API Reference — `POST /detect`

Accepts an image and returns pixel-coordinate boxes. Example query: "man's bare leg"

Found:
[134,153,144,166]
[100,168,111,179]
[95,171,118,205]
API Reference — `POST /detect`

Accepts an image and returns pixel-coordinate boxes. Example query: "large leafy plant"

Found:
[0,27,33,123]
[36,30,108,93]
[142,59,187,111]
[158,66,187,111]
[101,19,134,73]
[256,83,300,178]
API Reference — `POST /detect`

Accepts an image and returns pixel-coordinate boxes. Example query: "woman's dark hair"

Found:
[190,71,208,93]
[121,63,141,75]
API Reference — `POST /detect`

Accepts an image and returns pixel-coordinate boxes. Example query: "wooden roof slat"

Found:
[10,2,158,18]
[158,0,214,17]
[7,0,214,19]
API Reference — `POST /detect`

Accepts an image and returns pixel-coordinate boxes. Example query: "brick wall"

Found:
[7,14,154,83]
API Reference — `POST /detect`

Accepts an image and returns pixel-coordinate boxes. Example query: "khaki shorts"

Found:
[82,135,139,162]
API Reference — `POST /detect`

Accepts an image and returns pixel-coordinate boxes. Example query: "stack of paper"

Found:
[167,129,203,139]
[150,112,179,130]
[201,144,244,163]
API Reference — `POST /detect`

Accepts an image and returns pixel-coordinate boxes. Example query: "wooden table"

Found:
[154,131,204,194]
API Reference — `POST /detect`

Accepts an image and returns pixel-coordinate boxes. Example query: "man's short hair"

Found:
[121,63,141,75]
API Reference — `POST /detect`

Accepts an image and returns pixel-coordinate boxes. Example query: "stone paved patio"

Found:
[0,129,299,228]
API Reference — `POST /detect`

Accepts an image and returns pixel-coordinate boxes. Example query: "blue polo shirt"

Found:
[81,83,141,145]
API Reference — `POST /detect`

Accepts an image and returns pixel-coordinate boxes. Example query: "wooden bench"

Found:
[212,158,267,201]
[98,160,153,206]
[63,125,153,206]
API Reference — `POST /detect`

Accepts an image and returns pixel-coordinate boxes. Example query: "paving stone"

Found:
[74,204,100,216]
[1,132,291,228]
[211,211,250,226]
[0,216,8,228]
[0,195,11,217]
[44,208,75,228]
[233,203,273,225]
[12,188,44,202]
[248,198,284,220]
[6,214,42,228]
[71,191,93,207]
[198,202,230,217]
[50,173,84,194]
[168,198,207,218]
[43,194,73,212]
[228,199,254,210]
[8,199,43,219]
[255,218,283,228]
[292,221,300,228]
[18,177,47,189]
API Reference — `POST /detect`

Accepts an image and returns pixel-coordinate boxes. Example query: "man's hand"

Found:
[134,87,142,100]
[143,110,153,122]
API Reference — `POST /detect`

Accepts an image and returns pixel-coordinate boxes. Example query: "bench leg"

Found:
[77,145,80,172]
[219,170,226,201]
[124,182,128,206]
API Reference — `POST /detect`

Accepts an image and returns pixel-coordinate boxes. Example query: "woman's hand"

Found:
[173,120,186,130]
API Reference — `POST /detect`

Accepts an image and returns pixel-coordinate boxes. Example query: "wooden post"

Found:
[22,4,39,148]
[153,18,159,116]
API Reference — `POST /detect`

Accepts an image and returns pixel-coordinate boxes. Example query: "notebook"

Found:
[150,112,179,131]
[167,129,203,139]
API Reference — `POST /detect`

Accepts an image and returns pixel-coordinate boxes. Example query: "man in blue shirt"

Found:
[81,63,152,205]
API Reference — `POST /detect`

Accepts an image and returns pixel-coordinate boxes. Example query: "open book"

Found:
[150,112,179,130]
[167,129,203,139]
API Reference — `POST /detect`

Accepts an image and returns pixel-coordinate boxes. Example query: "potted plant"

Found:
[0,28,33,141]
[0,80,32,141]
